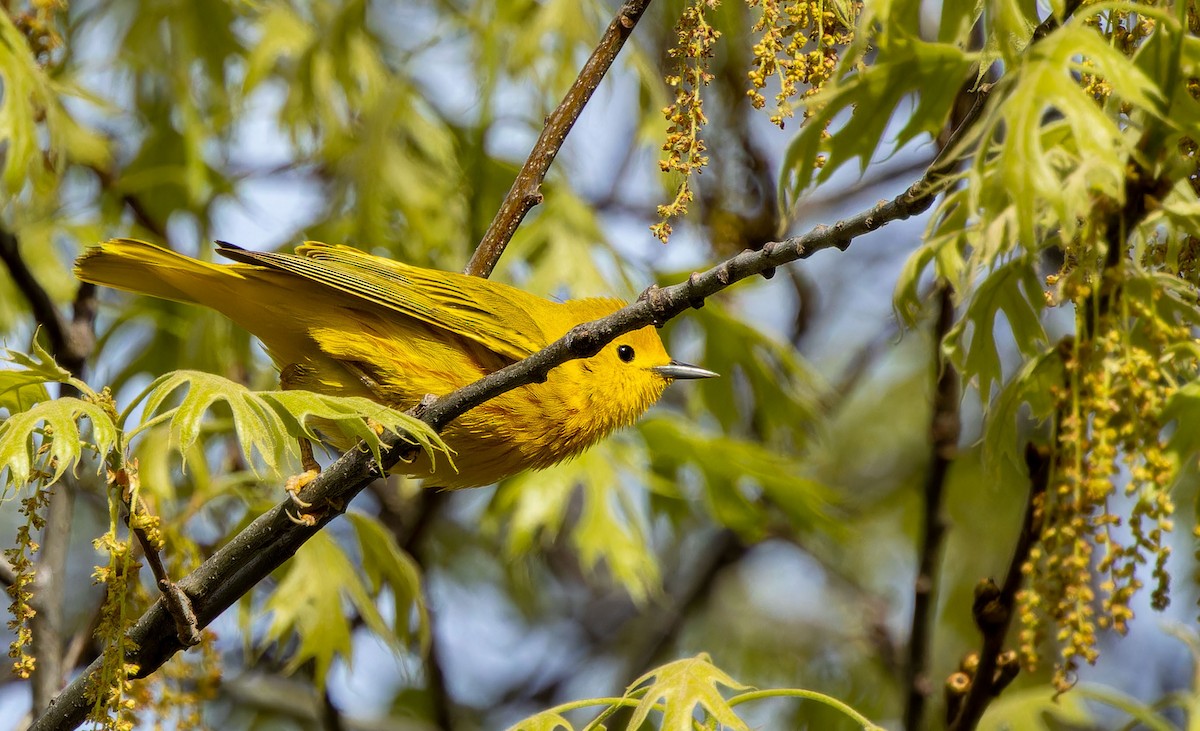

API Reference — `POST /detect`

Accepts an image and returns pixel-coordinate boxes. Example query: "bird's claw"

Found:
[285,469,319,508]
[285,508,320,527]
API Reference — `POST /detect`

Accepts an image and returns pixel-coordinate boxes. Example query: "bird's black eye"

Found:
[617,344,635,362]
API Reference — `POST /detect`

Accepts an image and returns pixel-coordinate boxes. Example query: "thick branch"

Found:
[464,0,653,277]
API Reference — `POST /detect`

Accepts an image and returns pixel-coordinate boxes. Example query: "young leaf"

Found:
[264,390,449,471]
[781,37,972,202]
[3,339,91,396]
[346,512,429,655]
[132,370,447,474]
[260,529,422,687]
[626,654,751,731]
[982,347,1065,478]
[490,437,660,602]
[505,711,574,731]
[0,397,118,492]
[944,258,1047,400]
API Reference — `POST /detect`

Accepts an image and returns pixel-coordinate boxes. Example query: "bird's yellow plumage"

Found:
[75,239,715,488]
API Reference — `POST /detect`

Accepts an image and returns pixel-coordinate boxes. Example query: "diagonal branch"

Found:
[0,229,68,355]
[465,0,654,277]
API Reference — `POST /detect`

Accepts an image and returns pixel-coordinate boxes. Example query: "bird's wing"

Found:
[216,242,548,360]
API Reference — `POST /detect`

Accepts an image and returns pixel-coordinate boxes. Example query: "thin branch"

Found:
[464,0,654,277]
[0,229,68,353]
[902,282,961,731]
[121,491,201,648]
[948,444,1050,731]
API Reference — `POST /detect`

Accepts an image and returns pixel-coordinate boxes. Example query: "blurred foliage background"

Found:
[3,0,1200,729]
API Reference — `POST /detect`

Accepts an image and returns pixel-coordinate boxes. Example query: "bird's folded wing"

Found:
[216,242,547,361]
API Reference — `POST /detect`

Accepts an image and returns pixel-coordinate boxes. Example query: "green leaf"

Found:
[0,13,111,200]
[977,685,1093,731]
[261,528,423,687]
[1163,381,1200,464]
[2,339,90,397]
[982,346,1065,479]
[945,259,1047,400]
[0,379,49,416]
[0,396,118,492]
[505,711,574,731]
[131,370,447,475]
[626,654,751,731]
[490,436,660,602]
[262,390,449,472]
[347,512,429,655]
[781,39,973,202]
[639,417,833,538]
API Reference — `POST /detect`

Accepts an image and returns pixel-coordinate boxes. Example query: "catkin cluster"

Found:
[653,0,722,244]
[12,0,67,62]
[653,0,858,242]
[747,0,854,127]
[1018,296,1182,692]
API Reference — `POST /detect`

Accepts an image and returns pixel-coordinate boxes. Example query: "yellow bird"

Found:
[75,239,716,488]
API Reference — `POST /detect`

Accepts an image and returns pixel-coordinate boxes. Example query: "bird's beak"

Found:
[651,359,719,380]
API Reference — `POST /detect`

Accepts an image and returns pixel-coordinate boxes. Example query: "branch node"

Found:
[565,324,603,356]
[972,577,1007,634]
[159,580,201,647]
[637,284,671,325]
[413,393,438,418]
[716,264,732,286]
[687,272,705,309]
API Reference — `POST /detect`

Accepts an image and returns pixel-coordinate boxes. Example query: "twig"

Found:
[948,444,1050,731]
[119,485,201,648]
[464,0,654,277]
[0,229,68,353]
[902,282,960,731]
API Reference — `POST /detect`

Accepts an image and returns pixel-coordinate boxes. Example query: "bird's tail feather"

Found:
[74,238,244,306]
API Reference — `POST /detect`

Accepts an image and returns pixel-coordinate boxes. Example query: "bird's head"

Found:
[559,299,717,437]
